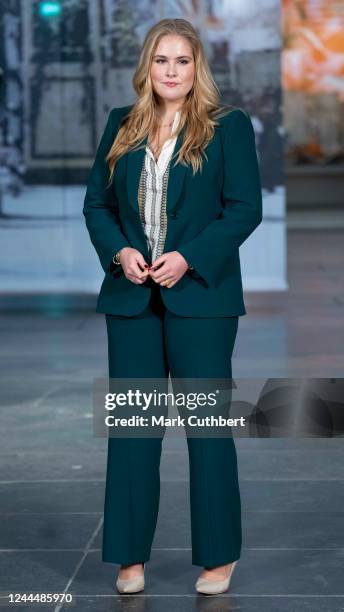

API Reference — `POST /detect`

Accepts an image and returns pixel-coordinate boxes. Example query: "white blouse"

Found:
[137,110,181,263]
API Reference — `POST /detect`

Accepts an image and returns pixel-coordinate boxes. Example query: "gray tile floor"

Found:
[0,230,343,611]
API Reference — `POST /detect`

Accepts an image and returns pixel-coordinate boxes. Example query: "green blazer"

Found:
[83,104,262,317]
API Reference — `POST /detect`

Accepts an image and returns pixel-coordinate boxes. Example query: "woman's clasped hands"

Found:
[118,247,189,288]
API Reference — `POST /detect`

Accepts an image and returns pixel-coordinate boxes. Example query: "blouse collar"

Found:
[145,109,181,164]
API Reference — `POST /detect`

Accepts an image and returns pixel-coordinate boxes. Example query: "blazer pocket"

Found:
[187,268,208,288]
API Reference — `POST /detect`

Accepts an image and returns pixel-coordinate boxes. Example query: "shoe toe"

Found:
[195,577,229,594]
[116,566,145,593]
[116,575,145,593]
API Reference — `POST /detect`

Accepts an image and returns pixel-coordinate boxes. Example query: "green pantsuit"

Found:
[102,281,242,567]
[83,102,262,568]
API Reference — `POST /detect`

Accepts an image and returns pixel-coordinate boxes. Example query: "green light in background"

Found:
[39,2,61,18]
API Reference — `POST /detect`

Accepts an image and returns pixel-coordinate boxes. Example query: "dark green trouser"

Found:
[102,282,242,567]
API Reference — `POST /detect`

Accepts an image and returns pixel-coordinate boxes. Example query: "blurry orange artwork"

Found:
[282,0,344,99]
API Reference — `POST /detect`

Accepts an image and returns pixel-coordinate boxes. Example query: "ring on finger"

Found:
[161,278,172,287]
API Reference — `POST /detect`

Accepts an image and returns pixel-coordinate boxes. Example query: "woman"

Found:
[83,18,262,595]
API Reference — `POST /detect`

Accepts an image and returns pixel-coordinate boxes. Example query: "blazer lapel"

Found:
[125,125,188,215]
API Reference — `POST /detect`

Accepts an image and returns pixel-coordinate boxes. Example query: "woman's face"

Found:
[150,34,195,106]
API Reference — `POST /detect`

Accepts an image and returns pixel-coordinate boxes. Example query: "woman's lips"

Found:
[164,83,178,87]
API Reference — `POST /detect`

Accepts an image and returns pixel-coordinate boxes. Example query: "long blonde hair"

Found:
[106,18,232,184]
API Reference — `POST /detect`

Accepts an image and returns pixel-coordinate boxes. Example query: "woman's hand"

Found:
[148,251,189,287]
[119,247,150,284]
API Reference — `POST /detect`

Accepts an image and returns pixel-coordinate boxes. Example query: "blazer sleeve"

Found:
[177,108,263,289]
[83,108,131,277]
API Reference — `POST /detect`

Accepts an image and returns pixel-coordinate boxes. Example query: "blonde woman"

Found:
[83,18,262,595]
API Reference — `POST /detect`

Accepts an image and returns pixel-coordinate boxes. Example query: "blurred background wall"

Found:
[282,0,344,224]
[1,0,342,303]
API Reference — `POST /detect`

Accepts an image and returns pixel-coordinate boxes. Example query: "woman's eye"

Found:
[156,59,189,64]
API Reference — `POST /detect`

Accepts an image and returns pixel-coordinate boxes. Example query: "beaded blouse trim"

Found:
[137,152,173,262]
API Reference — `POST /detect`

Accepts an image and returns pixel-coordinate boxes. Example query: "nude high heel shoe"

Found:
[116,562,145,594]
[195,560,237,595]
